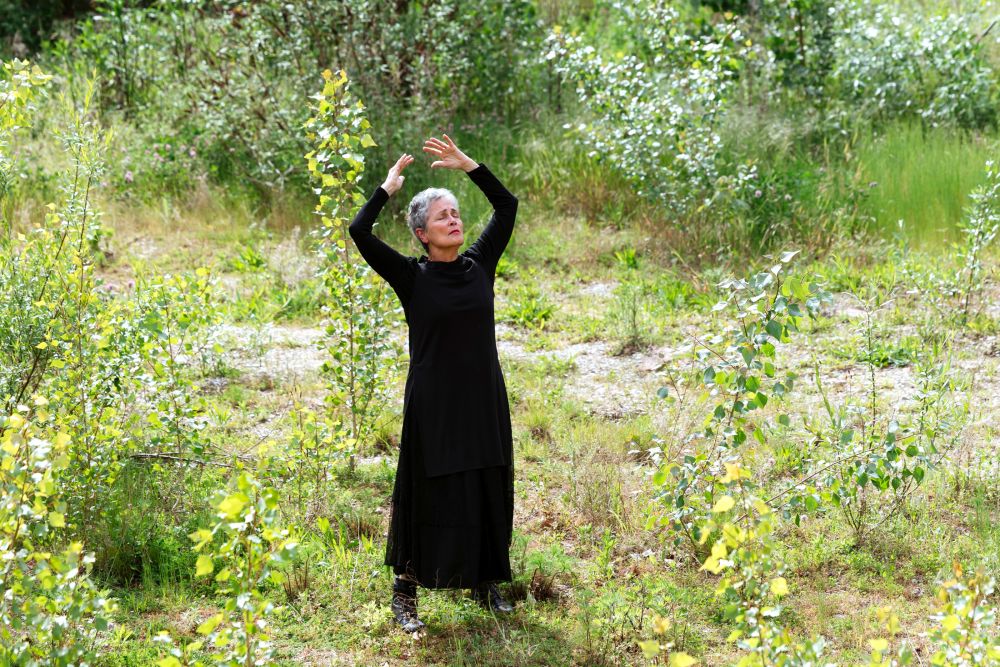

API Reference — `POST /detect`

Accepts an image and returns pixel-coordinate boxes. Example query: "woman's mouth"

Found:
[449,230,461,235]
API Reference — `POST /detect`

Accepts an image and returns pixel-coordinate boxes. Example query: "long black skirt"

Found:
[385,428,514,590]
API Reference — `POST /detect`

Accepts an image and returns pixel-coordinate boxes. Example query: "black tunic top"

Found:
[348,163,518,478]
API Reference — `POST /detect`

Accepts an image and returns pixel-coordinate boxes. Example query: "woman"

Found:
[348,134,518,633]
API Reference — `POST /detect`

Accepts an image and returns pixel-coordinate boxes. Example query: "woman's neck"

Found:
[427,245,459,262]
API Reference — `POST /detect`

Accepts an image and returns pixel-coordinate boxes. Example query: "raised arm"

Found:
[422,134,518,275]
[463,162,518,272]
[348,154,416,304]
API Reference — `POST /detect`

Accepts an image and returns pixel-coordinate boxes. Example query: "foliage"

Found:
[304,69,403,470]
[170,471,298,667]
[0,58,51,234]
[0,1,91,56]
[61,0,547,195]
[276,403,351,523]
[0,406,117,665]
[1,62,224,593]
[646,250,841,663]
[928,564,1000,667]
[739,0,838,106]
[809,343,957,545]
[649,250,830,552]
[827,1,998,132]
[544,0,748,213]
[502,275,556,330]
[608,252,654,354]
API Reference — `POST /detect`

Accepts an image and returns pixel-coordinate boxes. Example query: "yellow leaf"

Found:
[217,493,247,519]
[54,432,71,448]
[941,614,960,632]
[652,615,671,634]
[360,134,376,148]
[196,612,224,635]
[637,640,660,658]
[196,554,214,577]
[7,414,25,430]
[670,652,698,667]
[870,638,888,651]
[770,577,789,597]
[48,512,65,528]
[711,495,735,513]
[700,541,727,574]
[157,658,182,667]
[721,462,742,483]
[887,613,900,634]
[189,528,212,545]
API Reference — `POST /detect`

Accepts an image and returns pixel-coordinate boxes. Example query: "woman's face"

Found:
[416,196,463,251]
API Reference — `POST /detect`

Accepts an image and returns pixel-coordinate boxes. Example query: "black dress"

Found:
[348,162,517,589]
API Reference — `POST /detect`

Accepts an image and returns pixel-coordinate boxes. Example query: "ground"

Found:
[95,201,1000,666]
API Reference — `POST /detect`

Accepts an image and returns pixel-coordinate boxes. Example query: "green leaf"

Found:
[765,319,784,340]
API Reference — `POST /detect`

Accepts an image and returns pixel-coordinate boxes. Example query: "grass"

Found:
[852,121,999,247]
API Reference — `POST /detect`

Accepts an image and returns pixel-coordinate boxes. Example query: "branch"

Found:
[128,452,235,468]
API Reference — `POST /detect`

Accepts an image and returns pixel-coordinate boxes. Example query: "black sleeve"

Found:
[348,185,416,305]
[463,162,518,276]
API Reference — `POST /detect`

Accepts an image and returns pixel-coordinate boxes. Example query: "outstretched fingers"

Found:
[422,138,447,156]
[391,153,414,176]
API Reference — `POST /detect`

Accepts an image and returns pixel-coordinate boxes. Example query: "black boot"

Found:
[391,577,425,633]
[471,581,514,613]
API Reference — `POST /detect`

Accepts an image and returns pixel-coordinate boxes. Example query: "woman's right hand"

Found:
[382,153,414,197]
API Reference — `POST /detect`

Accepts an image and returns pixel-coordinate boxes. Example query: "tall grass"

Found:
[853,122,998,246]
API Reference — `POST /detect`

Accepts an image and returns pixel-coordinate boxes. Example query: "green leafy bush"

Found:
[1,407,117,664]
[828,1,999,131]
[544,0,747,213]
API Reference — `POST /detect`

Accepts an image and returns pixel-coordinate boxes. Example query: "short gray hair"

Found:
[407,188,458,251]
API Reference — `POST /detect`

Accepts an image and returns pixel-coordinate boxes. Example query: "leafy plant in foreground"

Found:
[649,250,830,554]
[645,250,839,664]
[1,406,116,664]
[163,472,298,667]
[304,69,404,471]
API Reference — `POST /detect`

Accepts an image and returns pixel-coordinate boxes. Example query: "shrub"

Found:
[544,0,747,214]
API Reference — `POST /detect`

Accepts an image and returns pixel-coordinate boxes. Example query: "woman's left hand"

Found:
[423,134,477,172]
